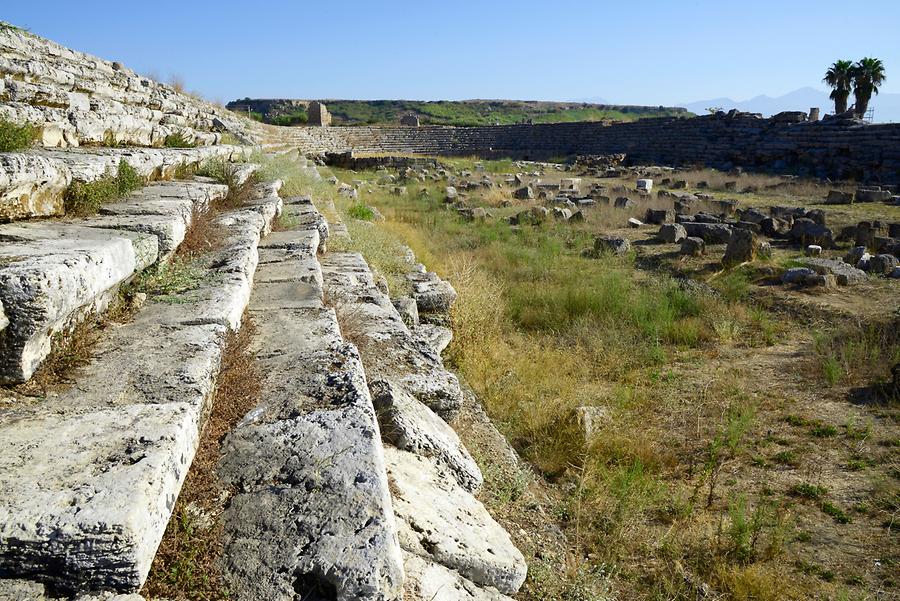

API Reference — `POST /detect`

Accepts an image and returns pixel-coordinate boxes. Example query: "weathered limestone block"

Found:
[683,222,733,244]
[0,223,158,383]
[722,228,760,265]
[370,379,483,492]
[0,186,282,592]
[321,252,463,418]
[657,223,687,243]
[593,234,631,255]
[800,258,867,286]
[84,181,229,257]
[406,264,458,314]
[0,153,72,221]
[0,402,202,593]
[415,322,453,355]
[385,447,527,595]
[403,553,515,601]
[218,305,404,601]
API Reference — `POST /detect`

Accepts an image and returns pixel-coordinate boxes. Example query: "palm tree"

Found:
[852,57,886,119]
[823,60,854,114]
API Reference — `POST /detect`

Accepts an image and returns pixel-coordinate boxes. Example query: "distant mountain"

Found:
[679,87,900,123]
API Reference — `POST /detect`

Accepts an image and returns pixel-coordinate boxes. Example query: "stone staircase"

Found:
[0,148,527,600]
[0,25,527,601]
[0,152,282,594]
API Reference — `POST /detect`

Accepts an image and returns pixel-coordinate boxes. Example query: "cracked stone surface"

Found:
[370,379,482,492]
[0,222,158,383]
[384,447,527,595]
[219,232,403,599]
[320,252,462,419]
[0,184,280,593]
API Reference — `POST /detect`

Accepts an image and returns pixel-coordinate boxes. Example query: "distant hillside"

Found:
[225,98,693,127]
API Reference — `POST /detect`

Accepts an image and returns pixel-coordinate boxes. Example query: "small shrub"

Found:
[821,501,851,524]
[116,160,143,195]
[0,119,39,152]
[164,132,196,148]
[347,203,376,221]
[63,160,144,216]
[810,422,838,438]
[788,483,827,500]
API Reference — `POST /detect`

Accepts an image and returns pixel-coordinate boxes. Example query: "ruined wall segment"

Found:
[286,115,900,184]
[0,27,254,147]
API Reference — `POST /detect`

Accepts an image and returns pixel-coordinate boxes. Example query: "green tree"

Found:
[851,57,886,119]
[823,60,854,114]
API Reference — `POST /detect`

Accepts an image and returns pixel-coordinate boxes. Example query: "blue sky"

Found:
[4,0,899,106]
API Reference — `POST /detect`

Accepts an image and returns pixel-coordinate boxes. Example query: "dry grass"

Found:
[309,158,899,600]
[322,287,370,350]
[8,290,141,396]
[143,317,261,600]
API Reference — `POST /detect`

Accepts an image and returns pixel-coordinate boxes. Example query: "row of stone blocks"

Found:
[0,144,251,222]
[279,117,900,183]
[0,27,255,147]
[208,185,526,599]
[0,161,526,600]
[0,150,258,384]
[0,171,283,594]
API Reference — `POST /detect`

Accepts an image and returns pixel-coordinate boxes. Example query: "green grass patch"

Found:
[0,119,39,152]
[788,483,827,500]
[163,132,196,148]
[347,203,376,221]
[821,501,851,524]
[132,258,205,297]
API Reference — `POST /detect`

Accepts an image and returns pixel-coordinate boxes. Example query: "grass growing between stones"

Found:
[0,118,39,152]
[144,317,262,600]
[63,160,144,217]
[163,132,197,148]
[303,157,899,600]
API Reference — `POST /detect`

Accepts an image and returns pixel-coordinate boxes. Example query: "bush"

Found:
[347,203,375,221]
[63,160,144,216]
[164,132,196,148]
[0,119,39,152]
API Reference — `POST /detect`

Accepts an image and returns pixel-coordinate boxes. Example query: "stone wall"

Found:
[288,115,900,184]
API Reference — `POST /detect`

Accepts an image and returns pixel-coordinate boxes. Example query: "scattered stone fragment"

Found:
[801,258,867,286]
[680,236,705,257]
[658,223,687,243]
[869,254,900,275]
[782,267,817,284]
[393,296,419,328]
[593,235,631,256]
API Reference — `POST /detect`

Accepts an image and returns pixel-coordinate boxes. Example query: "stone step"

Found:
[217,207,405,600]
[0,194,281,594]
[403,552,515,601]
[385,447,527,595]
[0,179,232,384]
[0,223,157,383]
[0,145,249,221]
[320,252,463,419]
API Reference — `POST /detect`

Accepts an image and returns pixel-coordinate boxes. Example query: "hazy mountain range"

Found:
[679,87,900,122]
[577,87,900,122]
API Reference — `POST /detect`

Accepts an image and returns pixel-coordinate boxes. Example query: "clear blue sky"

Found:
[4,0,899,106]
